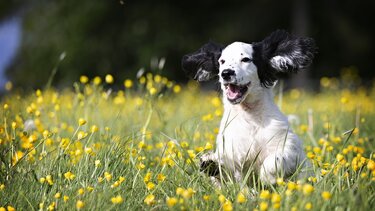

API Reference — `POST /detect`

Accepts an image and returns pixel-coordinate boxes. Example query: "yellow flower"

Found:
[64,171,76,180]
[144,194,155,205]
[76,200,84,209]
[175,187,184,196]
[203,195,210,201]
[367,160,375,170]
[42,130,49,139]
[0,207,5,211]
[63,195,69,202]
[218,194,227,203]
[0,184,4,190]
[166,197,178,208]
[271,193,281,203]
[144,172,152,183]
[302,184,314,195]
[259,201,268,211]
[157,173,166,182]
[139,77,146,84]
[182,188,195,199]
[54,192,61,199]
[77,131,88,140]
[104,172,112,181]
[94,160,101,167]
[84,147,93,155]
[320,77,330,87]
[124,79,133,88]
[5,81,12,91]
[11,122,17,129]
[259,190,271,199]
[146,182,156,190]
[276,178,285,186]
[39,177,47,184]
[87,186,94,192]
[173,85,181,93]
[111,181,120,188]
[237,192,247,203]
[321,191,332,200]
[118,176,125,183]
[321,169,329,176]
[308,176,317,183]
[7,206,15,211]
[306,152,315,159]
[93,76,102,85]
[77,188,85,195]
[98,176,104,183]
[48,202,55,211]
[80,75,89,84]
[336,153,345,162]
[78,118,87,126]
[287,181,297,191]
[304,202,312,210]
[222,201,233,211]
[149,87,157,95]
[111,195,124,204]
[105,74,114,84]
[91,125,99,133]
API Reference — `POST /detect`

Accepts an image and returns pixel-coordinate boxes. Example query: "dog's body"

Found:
[182,30,316,185]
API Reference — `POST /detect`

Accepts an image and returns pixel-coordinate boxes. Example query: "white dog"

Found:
[182,30,315,185]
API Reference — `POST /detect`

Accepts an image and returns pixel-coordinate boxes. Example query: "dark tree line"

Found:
[1,0,374,88]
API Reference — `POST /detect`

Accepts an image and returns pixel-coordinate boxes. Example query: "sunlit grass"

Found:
[0,71,374,210]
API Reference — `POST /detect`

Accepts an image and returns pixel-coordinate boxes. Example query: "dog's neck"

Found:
[223,88,284,125]
[241,100,260,111]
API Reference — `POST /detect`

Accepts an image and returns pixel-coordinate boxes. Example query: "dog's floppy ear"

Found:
[253,30,316,87]
[182,42,224,82]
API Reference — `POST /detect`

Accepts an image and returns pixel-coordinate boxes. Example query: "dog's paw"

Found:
[200,153,219,176]
[259,154,285,185]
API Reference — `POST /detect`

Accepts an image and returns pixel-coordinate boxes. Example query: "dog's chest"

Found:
[217,109,263,166]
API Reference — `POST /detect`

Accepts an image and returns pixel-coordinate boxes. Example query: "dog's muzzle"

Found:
[224,82,251,104]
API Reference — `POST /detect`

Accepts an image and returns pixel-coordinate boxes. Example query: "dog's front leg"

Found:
[259,153,286,185]
[200,151,220,176]
[200,151,225,186]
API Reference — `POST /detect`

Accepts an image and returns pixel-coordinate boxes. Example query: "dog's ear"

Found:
[253,30,317,87]
[182,42,224,82]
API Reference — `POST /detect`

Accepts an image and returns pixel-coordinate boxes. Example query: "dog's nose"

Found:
[221,69,235,81]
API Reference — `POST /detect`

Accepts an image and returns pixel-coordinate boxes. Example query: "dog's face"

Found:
[218,42,259,104]
[182,30,316,104]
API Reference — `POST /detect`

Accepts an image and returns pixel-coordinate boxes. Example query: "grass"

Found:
[0,72,374,211]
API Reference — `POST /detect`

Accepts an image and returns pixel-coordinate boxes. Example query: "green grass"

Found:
[0,74,374,210]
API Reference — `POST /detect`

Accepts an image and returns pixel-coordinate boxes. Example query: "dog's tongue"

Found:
[227,84,241,99]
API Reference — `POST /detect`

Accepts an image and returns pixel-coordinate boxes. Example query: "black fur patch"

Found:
[252,30,317,87]
[200,159,219,176]
[181,42,224,82]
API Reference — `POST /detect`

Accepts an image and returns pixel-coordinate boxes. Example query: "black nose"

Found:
[221,69,235,81]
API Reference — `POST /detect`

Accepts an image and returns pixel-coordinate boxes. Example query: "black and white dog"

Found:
[182,30,316,185]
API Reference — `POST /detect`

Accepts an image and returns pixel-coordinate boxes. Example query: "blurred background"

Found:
[0,0,374,90]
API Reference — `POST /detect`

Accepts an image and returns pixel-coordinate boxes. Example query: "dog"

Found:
[182,30,316,185]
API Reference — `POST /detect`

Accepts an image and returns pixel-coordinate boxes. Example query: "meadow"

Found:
[0,71,374,211]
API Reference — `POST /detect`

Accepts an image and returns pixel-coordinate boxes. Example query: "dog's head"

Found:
[182,30,316,104]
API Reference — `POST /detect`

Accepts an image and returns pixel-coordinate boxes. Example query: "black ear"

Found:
[182,42,224,82]
[253,30,317,87]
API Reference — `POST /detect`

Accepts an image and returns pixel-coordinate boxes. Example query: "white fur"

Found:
[202,42,311,185]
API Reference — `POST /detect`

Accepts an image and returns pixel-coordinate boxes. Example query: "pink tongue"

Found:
[227,85,240,99]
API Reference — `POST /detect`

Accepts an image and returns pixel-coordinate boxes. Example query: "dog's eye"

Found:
[241,57,252,63]
[219,59,225,65]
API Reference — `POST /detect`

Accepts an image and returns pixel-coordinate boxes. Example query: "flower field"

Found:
[0,72,374,210]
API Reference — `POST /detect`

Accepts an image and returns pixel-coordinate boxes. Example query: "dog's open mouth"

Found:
[224,82,250,104]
